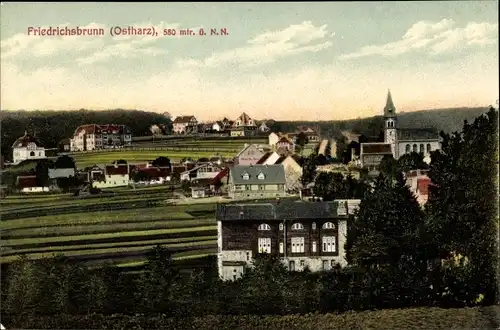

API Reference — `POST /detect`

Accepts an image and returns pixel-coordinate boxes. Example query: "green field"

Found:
[0,186,218,269]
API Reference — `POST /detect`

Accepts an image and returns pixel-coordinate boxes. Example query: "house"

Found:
[172,115,198,135]
[359,143,393,169]
[295,126,321,143]
[275,136,295,155]
[216,199,361,281]
[405,169,432,206]
[233,144,265,166]
[360,90,441,164]
[58,138,71,152]
[212,121,225,132]
[268,132,281,147]
[341,131,361,143]
[230,113,257,137]
[191,186,209,198]
[70,124,132,152]
[259,122,270,133]
[12,131,47,164]
[134,166,172,185]
[48,168,76,179]
[180,163,223,181]
[16,175,50,193]
[228,164,287,199]
[91,163,130,188]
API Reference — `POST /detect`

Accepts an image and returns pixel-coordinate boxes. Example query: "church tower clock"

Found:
[384,89,397,156]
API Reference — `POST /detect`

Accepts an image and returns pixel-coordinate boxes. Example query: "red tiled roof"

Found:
[105,165,129,175]
[138,167,171,178]
[173,116,196,124]
[275,156,287,164]
[212,167,229,182]
[73,124,131,136]
[12,132,41,148]
[233,112,255,127]
[16,176,38,188]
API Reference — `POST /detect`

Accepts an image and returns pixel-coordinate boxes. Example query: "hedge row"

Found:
[6,306,500,330]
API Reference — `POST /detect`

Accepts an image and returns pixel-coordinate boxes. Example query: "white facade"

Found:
[21,186,50,193]
[70,125,132,152]
[92,174,129,188]
[212,122,223,131]
[268,132,280,147]
[396,141,441,160]
[13,143,46,164]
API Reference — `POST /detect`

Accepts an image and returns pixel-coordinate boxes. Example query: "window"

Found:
[331,260,336,268]
[29,151,35,157]
[242,172,250,180]
[258,223,271,231]
[312,241,317,253]
[245,185,251,190]
[291,223,304,230]
[322,236,336,252]
[291,237,305,253]
[258,237,271,253]
[258,185,265,190]
[412,144,418,152]
[246,252,250,261]
[278,184,285,190]
[322,222,335,230]
[419,144,424,153]
[289,260,295,271]
[426,143,431,153]
[300,260,305,267]
[323,260,329,271]
[405,144,411,154]
[312,222,316,230]
[279,223,284,231]
[279,242,284,254]
[257,172,265,180]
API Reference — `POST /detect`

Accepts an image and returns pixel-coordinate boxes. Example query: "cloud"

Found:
[0,21,181,65]
[177,21,333,68]
[76,21,176,65]
[339,19,498,59]
[1,23,107,60]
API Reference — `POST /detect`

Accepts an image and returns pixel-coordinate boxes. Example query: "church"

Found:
[359,90,441,169]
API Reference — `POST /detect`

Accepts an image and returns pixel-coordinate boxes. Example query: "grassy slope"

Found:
[8,306,500,330]
[1,187,218,265]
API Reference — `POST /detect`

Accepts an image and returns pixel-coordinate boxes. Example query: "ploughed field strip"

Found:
[0,188,218,268]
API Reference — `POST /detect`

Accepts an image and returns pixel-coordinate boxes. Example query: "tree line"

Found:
[1,108,498,329]
[1,109,172,160]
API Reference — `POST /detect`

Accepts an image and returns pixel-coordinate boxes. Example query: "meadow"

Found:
[0,185,218,271]
[69,137,269,168]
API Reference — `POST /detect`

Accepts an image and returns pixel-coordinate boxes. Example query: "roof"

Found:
[256,152,273,164]
[233,112,256,127]
[105,164,129,175]
[384,90,396,117]
[235,144,261,158]
[191,178,215,187]
[341,131,361,143]
[216,200,348,221]
[137,167,171,178]
[275,156,287,164]
[16,175,38,188]
[73,124,131,136]
[213,167,229,182]
[230,164,286,185]
[397,128,440,141]
[12,132,41,148]
[173,116,196,124]
[277,136,293,144]
[361,143,393,154]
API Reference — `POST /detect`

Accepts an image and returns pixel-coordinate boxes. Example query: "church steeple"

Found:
[384,89,396,117]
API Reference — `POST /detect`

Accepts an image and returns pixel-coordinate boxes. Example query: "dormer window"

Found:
[279,223,284,231]
[258,223,271,231]
[242,172,250,180]
[257,172,265,180]
[312,222,317,230]
[291,223,304,230]
[322,222,335,229]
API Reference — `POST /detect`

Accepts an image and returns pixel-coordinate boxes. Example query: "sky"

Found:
[1,2,498,121]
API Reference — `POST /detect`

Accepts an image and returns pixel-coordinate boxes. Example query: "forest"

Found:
[1,107,497,329]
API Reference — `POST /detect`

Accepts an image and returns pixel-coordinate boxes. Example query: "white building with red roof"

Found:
[70,124,132,152]
[12,131,47,164]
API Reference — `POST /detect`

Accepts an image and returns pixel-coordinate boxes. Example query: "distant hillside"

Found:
[272,107,490,138]
[0,109,171,160]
